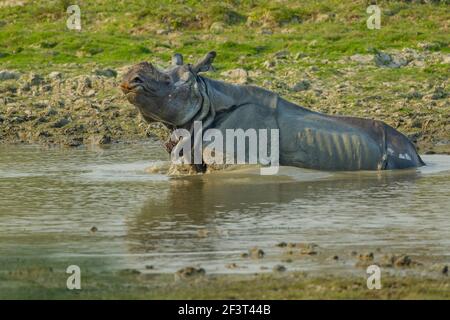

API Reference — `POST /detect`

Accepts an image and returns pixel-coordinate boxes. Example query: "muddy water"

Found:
[0,142,449,275]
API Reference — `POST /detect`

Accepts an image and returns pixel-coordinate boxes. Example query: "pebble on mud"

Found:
[359,252,374,261]
[273,265,286,272]
[355,252,374,267]
[175,267,206,280]
[442,265,448,276]
[417,42,442,51]
[431,87,447,100]
[50,118,70,128]
[291,80,311,92]
[226,263,239,269]
[48,71,62,80]
[393,255,413,267]
[95,68,117,78]
[0,70,20,81]
[276,242,287,247]
[381,254,421,268]
[281,243,319,256]
[300,247,318,255]
[374,51,408,68]
[29,73,44,86]
[248,247,265,259]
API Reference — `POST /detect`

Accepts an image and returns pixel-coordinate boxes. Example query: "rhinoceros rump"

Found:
[121,51,425,172]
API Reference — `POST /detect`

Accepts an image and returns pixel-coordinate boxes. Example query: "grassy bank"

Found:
[0,0,449,70]
[1,252,448,299]
[1,268,449,300]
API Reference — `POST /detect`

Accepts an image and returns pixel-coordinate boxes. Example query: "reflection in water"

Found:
[127,170,424,261]
[0,144,449,274]
[131,170,420,238]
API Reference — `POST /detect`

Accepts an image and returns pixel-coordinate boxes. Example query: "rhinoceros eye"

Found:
[132,76,143,84]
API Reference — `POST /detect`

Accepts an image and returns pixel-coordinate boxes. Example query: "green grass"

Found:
[1,255,449,300]
[0,0,448,72]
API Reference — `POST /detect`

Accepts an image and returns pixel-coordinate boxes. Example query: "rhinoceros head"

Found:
[121,51,216,126]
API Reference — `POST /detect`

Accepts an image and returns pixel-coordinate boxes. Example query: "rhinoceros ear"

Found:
[192,51,216,73]
[172,53,183,66]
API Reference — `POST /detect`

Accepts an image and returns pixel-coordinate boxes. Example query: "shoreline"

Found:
[1,267,448,299]
[1,234,448,299]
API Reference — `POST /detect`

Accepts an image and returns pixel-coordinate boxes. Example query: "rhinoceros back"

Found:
[279,114,384,170]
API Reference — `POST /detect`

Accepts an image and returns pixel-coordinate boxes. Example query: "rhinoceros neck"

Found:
[201,77,312,115]
[201,77,276,111]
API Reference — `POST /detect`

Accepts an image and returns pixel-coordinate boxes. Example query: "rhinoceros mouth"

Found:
[120,81,144,94]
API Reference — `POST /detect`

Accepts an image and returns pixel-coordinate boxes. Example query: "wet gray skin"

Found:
[121,51,425,171]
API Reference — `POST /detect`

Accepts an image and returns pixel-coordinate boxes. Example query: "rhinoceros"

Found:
[120,51,424,172]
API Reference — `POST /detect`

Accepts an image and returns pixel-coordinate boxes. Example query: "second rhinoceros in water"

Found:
[121,51,424,172]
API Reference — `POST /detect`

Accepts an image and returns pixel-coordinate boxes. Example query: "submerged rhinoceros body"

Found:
[121,52,424,172]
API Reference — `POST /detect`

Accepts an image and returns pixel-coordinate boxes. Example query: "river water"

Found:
[0,142,449,274]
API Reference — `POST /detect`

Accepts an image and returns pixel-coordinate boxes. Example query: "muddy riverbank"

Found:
[1,265,449,299]
[0,48,449,153]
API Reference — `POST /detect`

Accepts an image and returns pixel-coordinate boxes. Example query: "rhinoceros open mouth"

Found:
[120,77,144,93]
